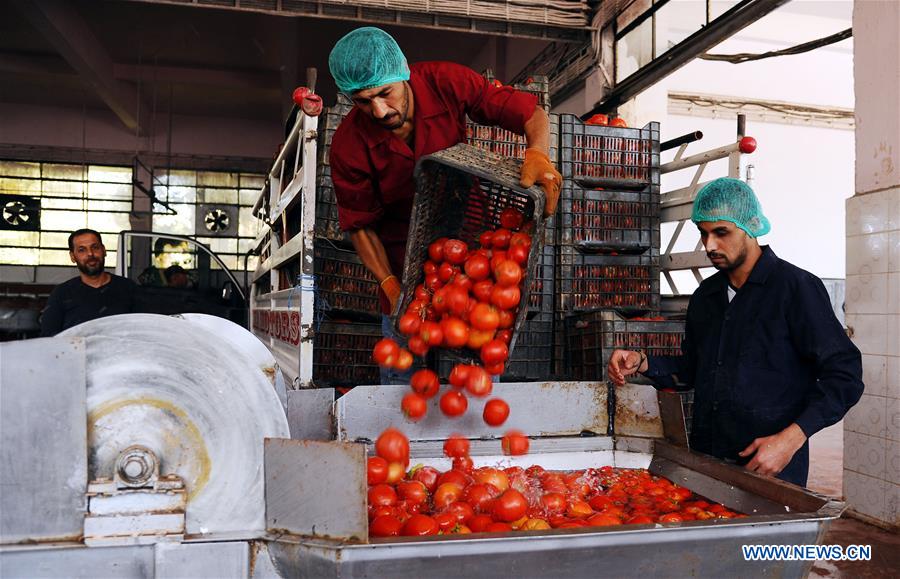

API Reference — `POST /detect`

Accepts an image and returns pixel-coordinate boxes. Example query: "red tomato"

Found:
[398,313,422,336]
[451,273,473,293]
[410,369,440,399]
[472,279,494,302]
[437,469,471,489]
[586,113,608,126]
[478,231,494,248]
[442,239,468,265]
[487,522,512,532]
[484,361,505,376]
[372,338,400,367]
[464,483,500,513]
[490,285,521,310]
[393,349,413,371]
[465,366,493,398]
[586,513,622,527]
[401,392,428,421]
[407,335,429,357]
[440,317,469,348]
[423,261,438,275]
[386,461,405,484]
[492,229,512,249]
[464,254,491,281]
[402,514,439,536]
[501,430,529,456]
[428,239,446,262]
[369,514,403,537]
[446,501,475,524]
[397,480,429,505]
[509,232,532,248]
[472,467,509,492]
[443,434,470,458]
[588,495,615,511]
[446,286,469,316]
[494,260,523,287]
[490,250,508,272]
[566,500,593,519]
[419,321,443,347]
[467,328,495,350]
[658,513,684,523]
[452,455,474,473]
[368,484,398,507]
[493,489,527,522]
[499,207,525,230]
[507,243,529,265]
[440,390,468,417]
[438,262,458,283]
[367,456,388,485]
[448,364,472,390]
[610,117,628,127]
[497,308,515,329]
[470,303,500,331]
[625,515,654,525]
[369,504,394,521]
[433,483,464,509]
[480,339,509,365]
[483,398,510,426]
[424,272,442,291]
[540,492,567,514]
[411,466,440,493]
[375,428,409,466]
[414,284,431,301]
[468,514,494,532]
[495,329,513,344]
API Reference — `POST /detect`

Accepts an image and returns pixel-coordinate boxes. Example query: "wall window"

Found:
[0,160,132,266]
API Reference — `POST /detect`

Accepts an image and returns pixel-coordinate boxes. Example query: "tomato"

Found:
[419,321,443,347]
[368,484,398,507]
[433,483,464,509]
[440,317,469,348]
[586,513,622,527]
[495,329,513,344]
[431,511,456,532]
[424,272,442,291]
[394,349,413,371]
[401,393,428,421]
[525,464,545,478]
[437,469,471,489]
[468,514,494,532]
[465,366,493,397]
[496,308,515,330]
[470,303,500,331]
[452,455,474,473]
[466,329,493,350]
[402,514,439,536]
[397,480,429,505]
[490,284,521,310]
[625,515,654,525]
[669,487,692,502]
[490,250,508,272]
[439,390,468,417]
[375,428,409,466]
[446,501,475,524]
[369,514,403,537]
[406,299,428,317]
[480,339,509,365]
[501,430,529,456]
[493,489,527,522]
[367,456,389,485]
[499,207,525,230]
[588,495,615,511]
[478,231,494,248]
[464,254,491,281]
[610,117,628,128]
[443,434,470,458]
[494,260,523,287]
[464,483,500,512]
[484,361,505,376]
[540,474,567,494]
[482,398,510,426]
[414,284,431,301]
[472,279,494,303]
[442,239,469,265]
[566,500,593,519]
[398,313,422,336]
[521,518,551,531]
[451,273,473,294]
[437,262,457,284]
[423,261,438,275]
[428,239,447,262]
[448,364,472,390]
[586,113,608,126]
[446,286,469,316]
[540,493,566,515]
[411,466,440,493]
[507,243,529,266]
[472,467,509,492]
[410,369,440,399]
[509,232,532,249]
[486,522,513,532]
[386,461,405,484]
[658,513,683,523]
[369,504,394,521]
[407,335,429,357]
[492,228,512,249]
[372,338,400,367]
[557,521,588,529]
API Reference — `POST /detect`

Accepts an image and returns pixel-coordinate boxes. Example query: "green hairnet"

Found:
[328,27,410,95]
[691,177,770,237]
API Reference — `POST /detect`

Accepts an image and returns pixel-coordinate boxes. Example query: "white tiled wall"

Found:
[844,186,900,527]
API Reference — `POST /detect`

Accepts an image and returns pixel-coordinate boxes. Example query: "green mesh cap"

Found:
[691,177,771,238]
[328,27,410,95]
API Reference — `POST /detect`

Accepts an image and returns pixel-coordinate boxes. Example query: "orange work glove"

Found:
[380,275,402,313]
[520,148,562,217]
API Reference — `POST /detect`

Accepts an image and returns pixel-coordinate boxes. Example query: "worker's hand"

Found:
[520,148,562,217]
[380,275,402,313]
[607,349,647,386]
[739,423,808,477]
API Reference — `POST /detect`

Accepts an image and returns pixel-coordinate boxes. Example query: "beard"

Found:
[707,244,747,271]
[376,84,409,129]
[76,257,105,276]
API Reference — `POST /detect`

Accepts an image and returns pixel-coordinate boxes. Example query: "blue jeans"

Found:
[380,315,415,385]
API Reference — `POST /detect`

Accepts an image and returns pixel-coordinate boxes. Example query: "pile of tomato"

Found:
[367,429,744,538]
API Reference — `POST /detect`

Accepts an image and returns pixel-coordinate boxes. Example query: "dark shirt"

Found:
[331,61,537,313]
[644,246,863,486]
[40,274,136,336]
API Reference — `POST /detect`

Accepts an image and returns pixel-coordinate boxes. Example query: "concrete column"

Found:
[842,0,900,530]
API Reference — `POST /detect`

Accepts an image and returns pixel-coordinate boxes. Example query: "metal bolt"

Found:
[115,445,159,487]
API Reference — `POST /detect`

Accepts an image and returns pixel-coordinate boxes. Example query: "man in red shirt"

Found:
[328,27,561,323]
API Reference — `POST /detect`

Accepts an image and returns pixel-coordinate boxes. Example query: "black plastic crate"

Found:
[314,96,353,243]
[527,242,555,316]
[314,241,380,319]
[467,113,559,164]
[399,144,547,359]
[559,116,660,190]
[558,182,659,254]
[564,311,685,381]
[557,248,660,314]
[313,321,381,386]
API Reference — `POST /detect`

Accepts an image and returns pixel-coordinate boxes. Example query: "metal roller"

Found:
[60,313,290,537]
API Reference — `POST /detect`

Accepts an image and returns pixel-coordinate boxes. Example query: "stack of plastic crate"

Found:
[315,93,354,244]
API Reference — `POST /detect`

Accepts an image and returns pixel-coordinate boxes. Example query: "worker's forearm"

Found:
[349,228,394,283]
[524,107,551,155]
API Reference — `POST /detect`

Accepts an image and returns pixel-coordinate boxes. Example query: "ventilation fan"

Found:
[195,204,235,237]
[0,194,40,231]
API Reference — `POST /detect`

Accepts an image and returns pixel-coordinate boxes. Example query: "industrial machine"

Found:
[1,313,844,578]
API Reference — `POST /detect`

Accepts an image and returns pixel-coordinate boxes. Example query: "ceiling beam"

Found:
[12,0,146,131]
